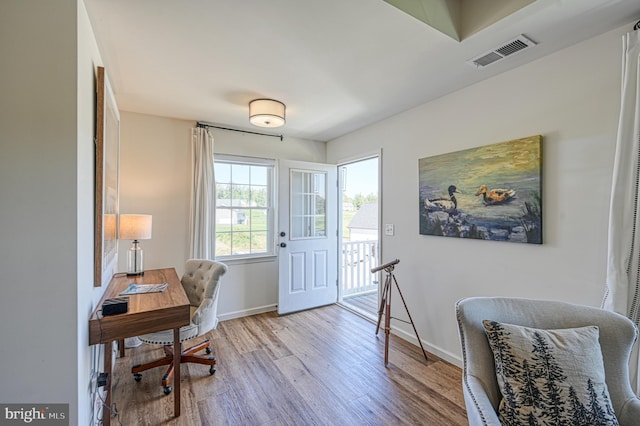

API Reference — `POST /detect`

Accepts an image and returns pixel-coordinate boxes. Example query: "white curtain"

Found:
[602,29,640,393]
[189,127,215,259]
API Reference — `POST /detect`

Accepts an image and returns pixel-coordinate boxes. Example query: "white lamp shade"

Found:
[119,214,152,240]
[249,99,286,128]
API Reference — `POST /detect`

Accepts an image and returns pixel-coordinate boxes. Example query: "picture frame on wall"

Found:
[94,66,120,287]
[418,135,542,244]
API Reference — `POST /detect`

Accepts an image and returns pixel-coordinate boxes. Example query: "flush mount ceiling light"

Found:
[249,98,286,128]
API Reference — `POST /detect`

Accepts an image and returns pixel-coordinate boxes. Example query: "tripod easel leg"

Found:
[375,274,391,335]
[374,266,428,366]
[375,274,393,366]
[384,282,391,365]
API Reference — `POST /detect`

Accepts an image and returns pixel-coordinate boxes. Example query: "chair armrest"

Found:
[618,396,640,426]
[191,298,213,325]
[463,375,502,426]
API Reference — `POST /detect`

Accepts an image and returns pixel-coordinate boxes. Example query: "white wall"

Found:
[118,112,326,318]
[327,23,628,364]
[118,113,193,275]
[0,1,103,424]
[78,1,108,424]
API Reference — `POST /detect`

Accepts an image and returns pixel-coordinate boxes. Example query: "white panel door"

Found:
[278,160,337,314]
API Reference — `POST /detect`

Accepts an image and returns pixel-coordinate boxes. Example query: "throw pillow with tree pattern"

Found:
[483,320,618,426]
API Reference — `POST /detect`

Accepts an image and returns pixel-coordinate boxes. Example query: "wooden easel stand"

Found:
[374,264,428,366]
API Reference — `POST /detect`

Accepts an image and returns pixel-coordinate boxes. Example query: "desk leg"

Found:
[104,341,113,426]
[173,328,181,417]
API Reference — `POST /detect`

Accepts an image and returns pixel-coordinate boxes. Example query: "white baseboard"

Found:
[218,304,277,322]
[390,325,462,368]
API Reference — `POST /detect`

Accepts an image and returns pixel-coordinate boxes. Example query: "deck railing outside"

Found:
[341,240,379,296]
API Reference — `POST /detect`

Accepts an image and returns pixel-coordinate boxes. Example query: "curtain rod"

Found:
[197,121,284,141]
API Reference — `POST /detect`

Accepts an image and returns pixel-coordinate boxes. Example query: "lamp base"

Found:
[126,271,144,276]
[126,240,144,276]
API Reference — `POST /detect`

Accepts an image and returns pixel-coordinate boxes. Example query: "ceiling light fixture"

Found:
[249,98,286,128]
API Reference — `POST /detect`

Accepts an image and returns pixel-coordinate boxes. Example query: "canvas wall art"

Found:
[418,135,542,244]
[94,66,120,286]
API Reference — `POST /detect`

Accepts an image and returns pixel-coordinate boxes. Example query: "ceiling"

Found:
[84,0,640,142]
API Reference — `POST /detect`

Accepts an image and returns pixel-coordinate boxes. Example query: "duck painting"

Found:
[419,136,542,243]
[425,185,460,213]
[475,184,516,205]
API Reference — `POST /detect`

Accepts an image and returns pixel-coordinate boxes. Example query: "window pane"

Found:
[250,209,267,231]
[251,231,268,253]
[215,232,231,257]
[231,164,250,184]
[290,170,326,239]
[215,163,231,183]
[251,166,267,185]
[315,215,326,237]
[216,184,231,205]
[232,232,251,255]
[315,194,326,215]
[251,185,268,208]
[231,184,251,206]
[215,157,274,259]
[231,209,246,226]
[315,174,326,214]
[215,208,232,230]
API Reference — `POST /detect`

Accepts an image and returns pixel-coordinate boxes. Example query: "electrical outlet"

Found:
[97,373,109,388]
[384,224,394,236]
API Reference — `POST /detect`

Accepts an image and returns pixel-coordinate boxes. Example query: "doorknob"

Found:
[280,242,287,248]
[280,231,286,237]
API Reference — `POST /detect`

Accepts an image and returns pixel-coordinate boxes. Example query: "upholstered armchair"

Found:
[132,259,227,395]
[455,297,640,425]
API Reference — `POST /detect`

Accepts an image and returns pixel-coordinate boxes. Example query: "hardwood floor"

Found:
[342,292,379,318]
[110,304,467,425]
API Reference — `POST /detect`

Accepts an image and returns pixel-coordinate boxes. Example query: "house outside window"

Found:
[214,155,275,259]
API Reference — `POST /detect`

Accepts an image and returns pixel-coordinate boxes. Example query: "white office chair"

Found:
[456,297,640,425]
[131,259,227,395]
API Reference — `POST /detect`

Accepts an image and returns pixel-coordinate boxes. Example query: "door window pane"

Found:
[290,170,327,239]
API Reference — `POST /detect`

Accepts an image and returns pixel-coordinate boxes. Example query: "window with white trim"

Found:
[214,155,275,259]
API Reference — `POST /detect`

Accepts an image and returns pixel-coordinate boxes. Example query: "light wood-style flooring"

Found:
[342,292,379,318]
[110,304,467,425]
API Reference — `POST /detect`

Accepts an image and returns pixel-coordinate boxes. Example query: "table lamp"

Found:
[119,214,152,276]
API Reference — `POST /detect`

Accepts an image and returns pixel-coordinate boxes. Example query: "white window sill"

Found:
[216,255,277,265]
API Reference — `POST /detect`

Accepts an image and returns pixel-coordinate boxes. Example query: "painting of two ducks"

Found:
[418,135,542,244]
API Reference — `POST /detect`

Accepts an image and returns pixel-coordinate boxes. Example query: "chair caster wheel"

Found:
[209,366,216,375]
[205,346,212,355]
[163,385,172,395]
[133,373,142,382]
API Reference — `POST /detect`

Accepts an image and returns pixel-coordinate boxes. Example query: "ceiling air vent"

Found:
[467,35,537,68]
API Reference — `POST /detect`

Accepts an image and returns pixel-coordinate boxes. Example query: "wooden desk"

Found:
[89,268,190,426]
